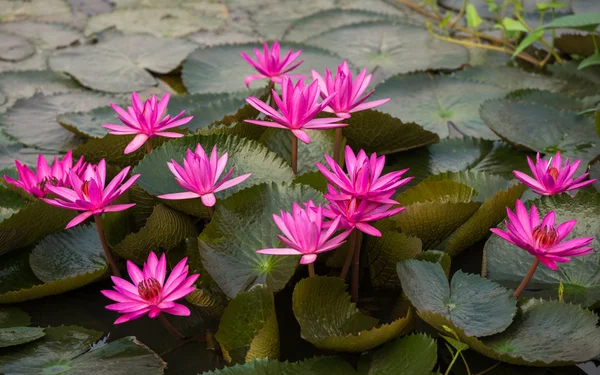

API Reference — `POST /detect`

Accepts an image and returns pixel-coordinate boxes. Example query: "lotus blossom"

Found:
[3,151,86,198]
[490,200,593,270]
[103,92,193,154]
[240,41,304,88]
[513,152,597,196]
[158,143,251,207]
[245,76,347,144]
[42,159,139,229]
[101,252,199,324]
[311,61,390,118]
[316,146,412,203]
[256,201,352,264]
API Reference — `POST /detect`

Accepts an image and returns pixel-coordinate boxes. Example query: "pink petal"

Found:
[66,211,93,229]
[158,191,201,200]
[124,134,149,154]
[213,173,251,193]
[201,193,216,207]
[256,248,302,256]
[161,303,191,317]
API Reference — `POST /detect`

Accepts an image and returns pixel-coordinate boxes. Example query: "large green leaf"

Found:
[0,32,34,62]
[134,134,295,217]
[548,61,600,97]
[0,21,82,50]
[367,230,422,289]
[397,260,517,337]
[200,183,323,297]
[0,0,74,25]
[200,356,357,375]
[292,276,414,352]
[216,285,279,364]
[542,12,600,30]
[358,334,438,375]
[452,66,567,93]
[484,193,600,307]
[0,307,45,348]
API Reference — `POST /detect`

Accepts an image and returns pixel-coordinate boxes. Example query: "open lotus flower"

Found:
[104,92,193,154]
[158,143,251,207]
[491,200,593,270]
[245,76,347,144]
[316,145,412,203]
[42,159,139,229]
[256,200,352,264]
[513,152,597,196]
[311,61,390,118]
[3,151,86,198]
[101,252,199,324]
[240,41,304,88]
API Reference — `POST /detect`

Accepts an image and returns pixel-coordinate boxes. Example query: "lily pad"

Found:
[292,275,414,352]
[0,32,35,62]
[0,306,30,328]
[200,356,357,375]
[367,230,422,289]
[0,0,74,25]
[57,106,114,138]
[0,21,82,50]
[200,183,323,298]
[0,307,45,348]
[358,334,438,375]
[451,66,567,93]
[547,61,600,97]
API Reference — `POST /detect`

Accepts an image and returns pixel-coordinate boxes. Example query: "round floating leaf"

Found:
[506,89,587,112]
[367,231,422,289]
[0,32,34,62]
[49,34,196,93]
[397,259,517,337]
[548,61,600,97]
[292,276,414,352]
[358,334,437,375]
[0,326,46,348]
[200,183,323,298]
[0,0,74,25]
[416,250,451,277]
[0,49,50,73]
[200,356,357,375]
[0,21,82,50]
[451,66,567,93]
[307,21,468,83]
[216,285,279,364]
[56,106,114,138]
[134,133,294,217]
[372,73,506,139]
[0,306,30,328]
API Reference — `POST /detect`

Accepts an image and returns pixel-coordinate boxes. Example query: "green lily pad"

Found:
[0,306,30,328]
[357,334,437,375]
[216,285,279,364]
[292,171,328,194]
[0,0,74,24]
[548,61,600,97]
[307,21,468,83]
[57,106,114,138]
[484,193,600,307]
[397,259,517,337]
[367,230,422,289]
[371,73,506,139]
[200,183,323,298]
[0,32,34,62]
[417,250,451,277]
[292,275,414,352]
[49,34,196,93]
[0,307,45,348]
[0,49,50,73]
[134,133,294,217]
[0,21,82,50]
[451,66,567,93]
[0,185,26,223]
[200,356,357,375]
[506,89,587,112]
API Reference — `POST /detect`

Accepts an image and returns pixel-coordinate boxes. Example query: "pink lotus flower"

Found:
[240,41,304,88]
[245,76,347,144]
[103,92,193,154]
[3,151,86,198]
[158,143,251,207]
[311,61,390,118]
[101,252,199,324]
[316,146,412,203]
[42,159,139,229]
[490,200,593,270]
[513,152,597,196]
[256,201,351,264]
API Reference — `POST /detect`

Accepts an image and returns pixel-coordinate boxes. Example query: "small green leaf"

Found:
[513,29,544,57]
[466,4,482,28]
[440,13,453,28]
[578,51,600,70]
[440,334,469,352]
[537,2,567,11]
[502,18,528,32]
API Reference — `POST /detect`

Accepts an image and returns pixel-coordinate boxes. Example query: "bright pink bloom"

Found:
[103,92,193,154]
[513,152,597,196]
[245,76,347,144]
[158,143,251,207]
[256,201,351,264]
[42,159,139,229]
[101,252,199,324]
[316,146,412,203]
[240,41,304,88]
[311,61,389,118]
[490,200,593,270]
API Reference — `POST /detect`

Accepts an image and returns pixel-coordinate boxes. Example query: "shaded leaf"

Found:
[0,32,34,62]
[367,231,422,289]
[0,326,46,348]
[452,66,566,93]
[200,356,356,375]
[358,334,437,375]
[0,21,82,50]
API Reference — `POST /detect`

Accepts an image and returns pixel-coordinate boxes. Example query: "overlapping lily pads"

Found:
[0,307,45,348]
[201,356,357,375]
[367,230,422,289]
[358,334,438,375]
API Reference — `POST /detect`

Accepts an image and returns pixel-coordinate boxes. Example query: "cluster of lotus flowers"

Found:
[2,41,596,330]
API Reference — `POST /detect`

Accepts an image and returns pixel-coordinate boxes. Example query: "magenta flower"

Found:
[240,41,304,88]
[316,146,412,203]
[256,201,351,264]
[101,252,199,324]
[158,143,251,207]
[245,76,347,144]
[513,152,597,196]
[490,200,593,270]
[3,151,86,198]
[311,61,390,118]
[103,92,193,154]
[42,159,139,229]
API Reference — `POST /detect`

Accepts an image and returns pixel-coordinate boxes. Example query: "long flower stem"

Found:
[94,215,121,277]
[351,232,362,302]
[308,263,315,277]
[444,350,461,375]
[513,258,540,299]
[158,314,186,340]
[291,135,298,174]
[207,205,214,218]
[340,230,357,280]
[333,128,343,164]
[145,139,153,154]
[474,362,502,375]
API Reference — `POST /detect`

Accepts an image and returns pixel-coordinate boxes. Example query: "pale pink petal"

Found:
[65,211,93,229]
[124,134,149,154]
[158,191,201,200]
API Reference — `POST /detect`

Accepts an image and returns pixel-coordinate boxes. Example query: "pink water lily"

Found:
[311,61,389,118]
[3,151,86,198]
[490,200,593,270]
[245,76,347,144]
[513,152,597,196]
[256,200,351,264]
[101,252,199,324]
[104,92,193,154]
[240,41,304,88]
[42,159,139,229]
[158,143,251,207]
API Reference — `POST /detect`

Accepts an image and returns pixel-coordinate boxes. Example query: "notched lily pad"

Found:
[200,356,356,375]
[0,307,44,348]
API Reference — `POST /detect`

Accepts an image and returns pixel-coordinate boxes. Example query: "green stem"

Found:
[340,230,357,280]
[444,351,462,375]
[448,0,467,28]
[291,135,298,174]
[513,258,539,299]
[474,362,502,375]
[460,351,471,375]
[94,215,121,277]
[308,263,315,278]
[333,128,343,164]
[516,14,563,63]
[145,139,153,154]
[350,231,362,302]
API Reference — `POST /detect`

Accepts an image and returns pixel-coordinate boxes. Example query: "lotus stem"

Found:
[145,139,153,154]
[308,263,315,277]
[513,258,540,299]
[474,362,502,375]
[158,313,186,340]
[351,231,362,302]
[94,215,121,277]
[207,205,214,218]
[340,230,358,280]
[291,135,298,174]
[333,128,343,164]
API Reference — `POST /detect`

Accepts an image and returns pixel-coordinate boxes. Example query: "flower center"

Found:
[532,225,558,248]
[548,167,559,181]
[37,176,59,192]
[81,180,90,197]
[138,278,162,303]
